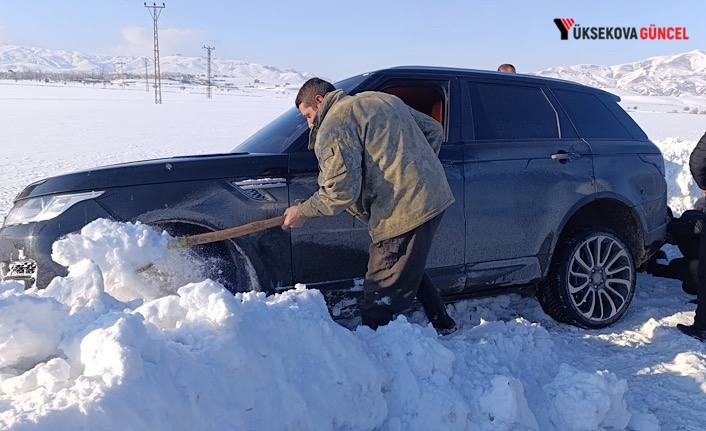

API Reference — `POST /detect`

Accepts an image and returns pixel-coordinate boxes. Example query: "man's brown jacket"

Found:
[298,89,455,243]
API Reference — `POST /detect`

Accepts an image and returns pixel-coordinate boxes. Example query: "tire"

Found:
[189,240,263,294]
[537,227,636,329]
[151,222,263,295]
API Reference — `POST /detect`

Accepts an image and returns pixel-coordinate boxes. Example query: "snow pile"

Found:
[0,217,651,430]
[1,237,388,430]
[655,137,703,214]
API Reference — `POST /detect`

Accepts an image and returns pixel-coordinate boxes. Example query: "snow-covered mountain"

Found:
[2,42,705,97]
[0,42,309,86]
[536,49,706,97]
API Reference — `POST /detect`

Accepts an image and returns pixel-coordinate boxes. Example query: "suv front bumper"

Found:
[0,221,69,289]
[0,257,39,289]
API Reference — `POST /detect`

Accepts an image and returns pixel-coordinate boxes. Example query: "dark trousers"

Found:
[696,228,706,327]
[361,213,446,330]
[649,257,699,295]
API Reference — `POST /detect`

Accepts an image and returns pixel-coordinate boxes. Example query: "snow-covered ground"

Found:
[0,80,705,431]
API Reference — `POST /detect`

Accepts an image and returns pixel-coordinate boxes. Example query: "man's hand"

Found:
[283,205,308,229]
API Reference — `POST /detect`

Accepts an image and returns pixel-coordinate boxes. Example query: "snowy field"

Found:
[0,80,705,431]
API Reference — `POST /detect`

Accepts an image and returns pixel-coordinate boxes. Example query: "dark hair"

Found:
[497,64,516,73]
[295,78,335,108]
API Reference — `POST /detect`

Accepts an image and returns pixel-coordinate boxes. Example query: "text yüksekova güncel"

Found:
[572,25,688,40]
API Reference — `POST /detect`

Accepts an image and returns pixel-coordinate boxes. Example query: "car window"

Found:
[235,107,308,154]
[467,82,560,140]
[378,80,450,143]
[382,86,445,124]
[234,74,368,154]
[551,89,633,139]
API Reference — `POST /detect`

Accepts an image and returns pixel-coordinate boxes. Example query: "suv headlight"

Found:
[2,191,104,227]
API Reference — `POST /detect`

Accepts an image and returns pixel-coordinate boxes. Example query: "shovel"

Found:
[137,215,285,273]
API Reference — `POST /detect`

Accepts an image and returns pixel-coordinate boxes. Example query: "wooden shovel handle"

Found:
[169,215,285,248]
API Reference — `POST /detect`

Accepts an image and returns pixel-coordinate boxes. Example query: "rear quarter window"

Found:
[468,82,560,140]
[552,88,637,139]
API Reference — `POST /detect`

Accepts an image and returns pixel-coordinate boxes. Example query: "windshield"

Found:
[234,74,370,154]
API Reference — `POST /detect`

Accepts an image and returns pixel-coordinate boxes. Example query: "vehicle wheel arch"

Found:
[554,196,646,269]
[535,196,645,328]
[137,215,270,295]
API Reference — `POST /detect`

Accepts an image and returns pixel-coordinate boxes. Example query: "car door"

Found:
[461,78,594,291]
[373,76,466,295]
[288,146,370,292]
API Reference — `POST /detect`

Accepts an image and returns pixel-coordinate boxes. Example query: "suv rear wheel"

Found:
[538,227,636,329]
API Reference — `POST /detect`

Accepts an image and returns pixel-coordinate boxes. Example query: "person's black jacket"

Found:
[689,132,706,190]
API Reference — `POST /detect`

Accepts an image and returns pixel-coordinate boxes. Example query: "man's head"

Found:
[497,64,516,73]
[295,78,335,128]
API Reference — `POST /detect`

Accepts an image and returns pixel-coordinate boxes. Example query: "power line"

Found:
[144,2,165,104]
[203,45,215,99]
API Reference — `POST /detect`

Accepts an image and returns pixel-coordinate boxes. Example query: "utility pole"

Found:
[144,2,165,104]
[99,65,108,88]
[202,45,215,99]
[117,61,125,89]
[143,58,150,92]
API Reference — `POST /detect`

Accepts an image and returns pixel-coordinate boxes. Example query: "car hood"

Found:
[15,152,290,200]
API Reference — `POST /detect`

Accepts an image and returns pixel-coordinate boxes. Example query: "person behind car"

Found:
[497,63,516,73]
[678,131,706,341]
[282,78,458,335]
[646,199,704,296]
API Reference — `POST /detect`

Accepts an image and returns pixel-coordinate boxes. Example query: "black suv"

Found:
[0,67,667,328]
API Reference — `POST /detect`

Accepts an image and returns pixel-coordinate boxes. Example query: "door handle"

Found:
[551,152,580,163]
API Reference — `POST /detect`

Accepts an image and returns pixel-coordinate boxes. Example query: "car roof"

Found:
[361,65,619,100]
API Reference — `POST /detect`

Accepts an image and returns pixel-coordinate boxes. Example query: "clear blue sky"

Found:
[0,0,703,81]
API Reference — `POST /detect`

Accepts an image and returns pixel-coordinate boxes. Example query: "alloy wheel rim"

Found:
[567,235,634,322]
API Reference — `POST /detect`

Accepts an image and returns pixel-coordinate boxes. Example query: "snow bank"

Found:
[0,217,645,431]
[1,227,388,430]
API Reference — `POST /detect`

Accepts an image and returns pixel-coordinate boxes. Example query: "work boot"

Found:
[645,250,667,275]
[682,282,698,296]
[676,323,706,341]
[416,273,457,335]
[430,312,457,336]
